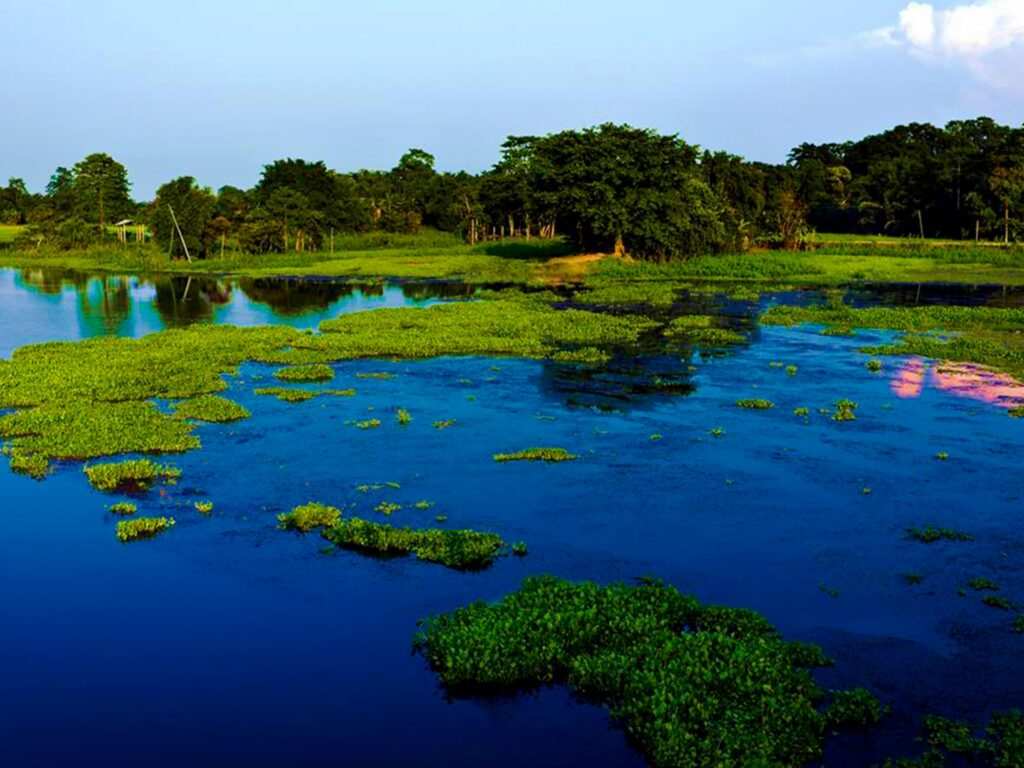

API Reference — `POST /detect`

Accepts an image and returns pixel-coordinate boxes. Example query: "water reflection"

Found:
[0,267,474,356]
[892,357,1024,409]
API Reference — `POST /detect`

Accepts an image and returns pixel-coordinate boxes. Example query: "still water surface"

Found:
[1,267,1022,767]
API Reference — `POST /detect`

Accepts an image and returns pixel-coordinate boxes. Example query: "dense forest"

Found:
[2,117,1023,260]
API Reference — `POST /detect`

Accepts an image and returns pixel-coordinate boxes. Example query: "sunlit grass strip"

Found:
[116,516,175,542]
[323,517,504,570]
[414,576,842,766]
[84,459,181,492]
[273,364,334,382]
[493,447,578,463]
[173,395,250,423]
[277,502,342,533]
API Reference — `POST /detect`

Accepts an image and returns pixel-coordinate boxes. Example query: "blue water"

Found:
[1,270,1023,766]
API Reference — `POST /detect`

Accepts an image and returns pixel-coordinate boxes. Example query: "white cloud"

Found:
[900,2,937,49]
[888,0,1024,57]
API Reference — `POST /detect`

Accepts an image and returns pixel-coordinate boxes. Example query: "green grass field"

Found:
[0,225,25,244]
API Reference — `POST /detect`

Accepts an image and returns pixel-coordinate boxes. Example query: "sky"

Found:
[3,0,1024,198]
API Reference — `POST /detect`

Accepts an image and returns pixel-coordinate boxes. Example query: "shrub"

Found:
[826,688,888,727]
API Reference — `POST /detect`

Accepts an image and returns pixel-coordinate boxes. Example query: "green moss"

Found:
[108,502,137,516]
[277,502,342,532]
[433,419,457,430]
[907,526,974,544]
[194,500,214,515]
[173,395,251,423]
[323,517,504,570]
[826,688,888,727]
[84,459,181,492]
[355,418,381,430]
[493,447,578,463]
[396,408,412,425]
[736,399,774,410]
[414,576,837,767]
[116,516,175,542]
[273,363,334,382]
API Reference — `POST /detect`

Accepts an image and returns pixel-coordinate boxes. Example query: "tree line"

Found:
[2,117,1023,259]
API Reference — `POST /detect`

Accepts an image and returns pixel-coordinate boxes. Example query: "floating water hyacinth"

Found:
[493,448,577,463]
[116,516,175,542]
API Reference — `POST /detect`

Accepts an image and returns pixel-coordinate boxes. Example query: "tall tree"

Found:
[72,153,133,229]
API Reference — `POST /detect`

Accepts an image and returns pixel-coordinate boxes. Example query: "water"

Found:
[0,267,474,356]
[1,268,1022,767]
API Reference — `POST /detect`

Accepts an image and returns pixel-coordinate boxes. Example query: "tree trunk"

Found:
[614,235,625,256]
[1006,202,1011,245]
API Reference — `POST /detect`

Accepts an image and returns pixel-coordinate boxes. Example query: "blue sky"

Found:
[4,0,1023,198]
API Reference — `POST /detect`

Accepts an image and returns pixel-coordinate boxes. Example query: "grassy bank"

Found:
[0,236,573,284]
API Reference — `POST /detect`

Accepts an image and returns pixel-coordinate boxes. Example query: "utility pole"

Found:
[167,204,192,262]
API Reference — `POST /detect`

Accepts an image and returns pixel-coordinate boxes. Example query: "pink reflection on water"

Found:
[891,357,1024,409]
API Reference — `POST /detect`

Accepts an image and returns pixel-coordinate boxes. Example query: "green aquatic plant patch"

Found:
[0,299,651,477]
[493,447,578,463]
[108,502,137,516]
[396,408,412,425]
[433,419,456,430]
[253,387,317,402]
[173,395,251,423]
[907,526,974,544]
[273,364,334,383]
[355,372,396,380]
[761,302,1024,380]
[84,459,181,492]
[194,500,214,515]
[736,398,774,410]
[414,575,848,767]
[832,399,858,422]
[322,517,504,570]
[116,516,175,542]
[277,502,342,532]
